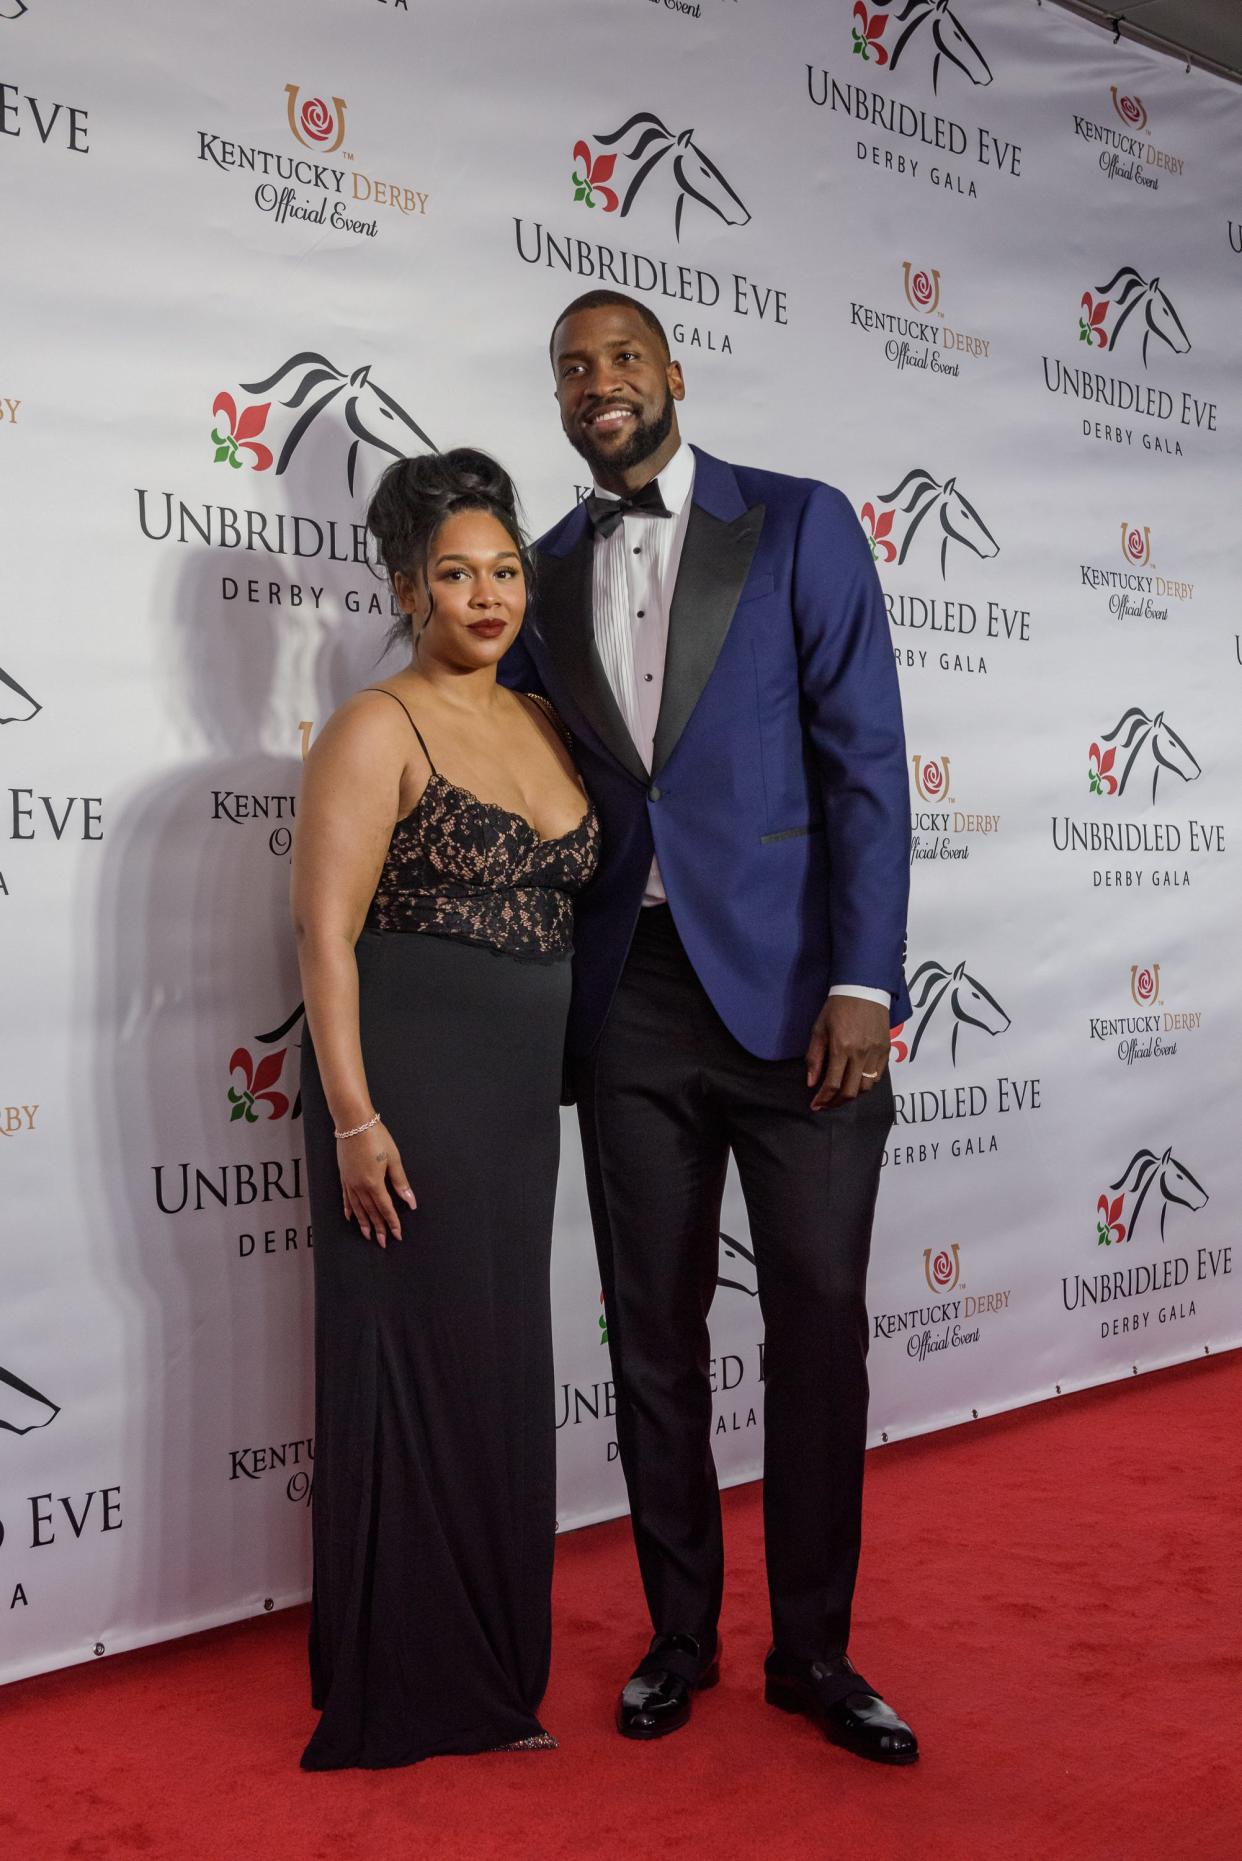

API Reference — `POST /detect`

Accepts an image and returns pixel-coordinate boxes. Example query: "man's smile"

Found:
[583,403,638,434]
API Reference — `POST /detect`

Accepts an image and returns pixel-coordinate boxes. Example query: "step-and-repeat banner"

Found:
[3,0,1240,1685]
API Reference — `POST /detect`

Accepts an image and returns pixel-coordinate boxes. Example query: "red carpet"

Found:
[5,1354,1240,1861]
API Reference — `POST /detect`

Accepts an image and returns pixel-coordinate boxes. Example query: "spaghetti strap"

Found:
[365,686,435,774]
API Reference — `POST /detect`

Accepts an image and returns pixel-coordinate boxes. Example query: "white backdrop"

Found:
[3,0,1240,1687]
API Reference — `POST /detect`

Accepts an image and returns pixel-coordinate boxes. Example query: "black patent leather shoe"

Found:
[765,1654,918,1766]
[616,1632,720,1740]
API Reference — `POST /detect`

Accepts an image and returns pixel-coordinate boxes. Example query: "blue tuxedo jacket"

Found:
[500,445,911,1061]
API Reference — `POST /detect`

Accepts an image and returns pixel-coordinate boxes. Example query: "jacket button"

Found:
[648,784,661,802]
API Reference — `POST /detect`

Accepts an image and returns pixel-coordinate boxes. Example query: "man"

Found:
[500,290,917,1765]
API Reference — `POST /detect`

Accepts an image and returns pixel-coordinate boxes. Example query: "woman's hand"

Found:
[336,1121,416,1247]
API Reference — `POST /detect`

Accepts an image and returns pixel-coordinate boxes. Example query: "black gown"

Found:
[299,696,599,1770]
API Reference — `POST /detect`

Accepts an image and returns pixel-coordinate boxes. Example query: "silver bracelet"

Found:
[334,1111,381,1140]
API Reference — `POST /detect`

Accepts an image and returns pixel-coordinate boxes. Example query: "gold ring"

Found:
[861,1071,879,1079]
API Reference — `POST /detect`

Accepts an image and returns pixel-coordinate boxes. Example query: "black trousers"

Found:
[576,905,894,1664]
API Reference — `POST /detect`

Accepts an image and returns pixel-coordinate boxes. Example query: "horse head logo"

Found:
[0,1,29,19]
[1101,1147,1208,1245]
[257,1003,304,1120]
[1092,268,1191,367]
[228,354,435,496]
[582,112,749,243]
[1,1363,58,1436]
[0,663,41,725]
[863,468,999,580]
[717,1232,758,1298]
[1091,708,1200,804]
[863,1,993,93]
[904,959,1010,1067]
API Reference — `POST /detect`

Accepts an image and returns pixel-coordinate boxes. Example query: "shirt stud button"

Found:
[643,673,653,682]
[637,609,645,619]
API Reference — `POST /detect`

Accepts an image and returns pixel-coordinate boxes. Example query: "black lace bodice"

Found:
[363,699,599,961]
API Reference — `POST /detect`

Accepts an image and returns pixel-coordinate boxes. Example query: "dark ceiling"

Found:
[1050,0,1242,85]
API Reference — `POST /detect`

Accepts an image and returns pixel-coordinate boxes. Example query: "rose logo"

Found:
[301,98,335,142]
[284,83,347,155]
[1111,87,1148,132]
[923,1244,961,1293]
[911,754,952,802]
[912,754,949,801]
[903,263,941,313]
[1120,522,1151,567]
[1130,963,1160,1006]
[889,1021,909,1064]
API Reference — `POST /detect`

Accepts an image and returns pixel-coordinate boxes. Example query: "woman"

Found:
[291,449,598,1769]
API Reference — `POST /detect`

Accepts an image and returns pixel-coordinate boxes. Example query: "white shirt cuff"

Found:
[828,985,892,1007]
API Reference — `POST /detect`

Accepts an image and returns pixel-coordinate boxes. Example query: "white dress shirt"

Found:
[588,442,889,1009]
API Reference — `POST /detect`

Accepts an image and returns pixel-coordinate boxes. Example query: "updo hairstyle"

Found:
[367,448,533,655]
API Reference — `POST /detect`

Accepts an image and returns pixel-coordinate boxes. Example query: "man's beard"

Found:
[569,388,675,478]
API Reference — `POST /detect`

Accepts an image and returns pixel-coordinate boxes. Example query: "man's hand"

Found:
[805,995,891,1110]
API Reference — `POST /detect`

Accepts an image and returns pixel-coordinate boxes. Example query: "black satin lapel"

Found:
[652,503,766,777]
[537,536,649,784]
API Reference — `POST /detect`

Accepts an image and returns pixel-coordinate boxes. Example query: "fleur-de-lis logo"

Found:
[1088,741,1118,796]
[1096,1192,1127,1247]
[851,2,890,65]
[598,1289,609,1347]
[1079,291,1110,348]
[571,140,619,212]
[211,393,273,471]
[284,84,346,154]
[861,501,897,563]
[228,1048,291,1123]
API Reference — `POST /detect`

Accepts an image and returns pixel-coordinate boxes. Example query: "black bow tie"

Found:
[585,479,673,539]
